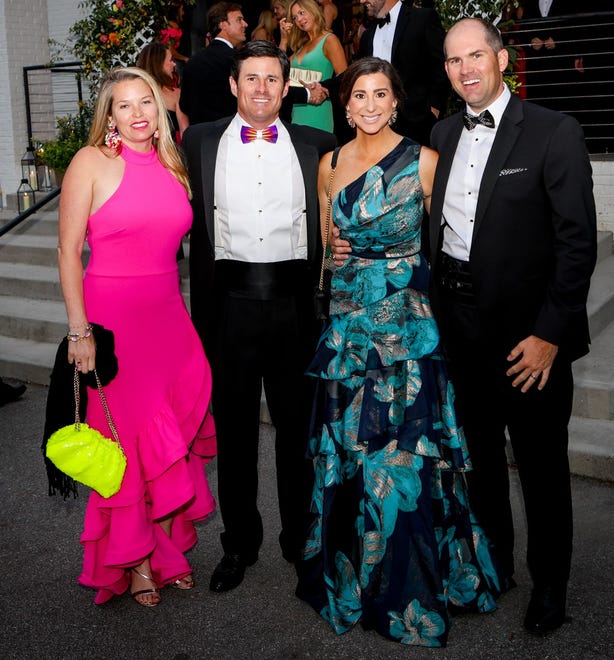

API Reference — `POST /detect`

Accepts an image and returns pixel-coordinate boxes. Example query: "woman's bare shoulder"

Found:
[70,144,116,167]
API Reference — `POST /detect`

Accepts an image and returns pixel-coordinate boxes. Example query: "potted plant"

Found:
[36,102,93,185]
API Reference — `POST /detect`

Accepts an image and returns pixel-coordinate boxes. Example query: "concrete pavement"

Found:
[1,382,613,660]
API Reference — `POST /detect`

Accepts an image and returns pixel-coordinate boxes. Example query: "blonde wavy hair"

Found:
[271,0,291,18]
[88,67,191,197]
[288,0,328,54]
[252,9,277,40]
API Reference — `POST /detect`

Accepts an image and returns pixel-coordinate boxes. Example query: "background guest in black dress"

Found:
[137,41,189,142]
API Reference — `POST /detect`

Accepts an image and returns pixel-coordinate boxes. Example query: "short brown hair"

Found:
[207,2,243,38]
[444,18,504,58]
[230,40,290,82]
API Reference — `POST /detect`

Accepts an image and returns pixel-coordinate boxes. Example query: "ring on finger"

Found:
[529,374,538,380]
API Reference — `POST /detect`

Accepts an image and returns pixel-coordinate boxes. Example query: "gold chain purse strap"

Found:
[73,366,123,450]
[318,146,341,291]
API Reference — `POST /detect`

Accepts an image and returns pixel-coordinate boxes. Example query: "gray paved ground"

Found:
[1,382,613,660]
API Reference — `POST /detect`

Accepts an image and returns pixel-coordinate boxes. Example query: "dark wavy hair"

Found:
[136,41,174,89]
[230,39,290,82]
[339,56,406,110]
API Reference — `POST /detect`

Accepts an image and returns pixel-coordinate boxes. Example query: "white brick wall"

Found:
[592,160,614,237]
[0,0,82,202]
[48,0,83,43]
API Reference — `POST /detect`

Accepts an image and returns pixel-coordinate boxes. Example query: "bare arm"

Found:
[57,147,104,372]
[252,27,268,41]
[169,86,189,136]
[418,146,438,215]
[322,5,335,31]
[318,151,335,250]
[279,18,292,51]
[323,34,348,75]
[167,23,189,63]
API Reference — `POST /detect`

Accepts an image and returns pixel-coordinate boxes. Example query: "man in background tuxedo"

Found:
[519,0,577,105]
[358,0,449,145]
[180,2,247,125]
[183,41,336,593]
[429,18,596,634]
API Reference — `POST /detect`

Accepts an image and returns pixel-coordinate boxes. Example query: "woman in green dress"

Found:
[286,0,346,133]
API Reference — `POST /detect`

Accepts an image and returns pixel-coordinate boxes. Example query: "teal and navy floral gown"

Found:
[297,139,501,647]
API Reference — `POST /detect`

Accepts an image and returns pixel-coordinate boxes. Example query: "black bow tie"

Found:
[463,109,495,130]
[376,13,390,28]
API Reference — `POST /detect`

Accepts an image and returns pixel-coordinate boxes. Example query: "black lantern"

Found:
[21,147,39,191]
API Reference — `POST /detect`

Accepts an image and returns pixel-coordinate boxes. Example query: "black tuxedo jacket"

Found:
[180,40,237,125]
[183,117,336,347]
[429,94,597,360]
[359,1,448,138]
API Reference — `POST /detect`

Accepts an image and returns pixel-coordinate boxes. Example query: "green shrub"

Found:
[36,102,93,174]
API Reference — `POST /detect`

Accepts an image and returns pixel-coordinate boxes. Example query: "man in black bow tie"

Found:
[183,40,336,594]
[429,18,597,635]
[357,0,449,146]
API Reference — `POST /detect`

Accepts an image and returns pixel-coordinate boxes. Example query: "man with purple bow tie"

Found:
[183,40,336,594]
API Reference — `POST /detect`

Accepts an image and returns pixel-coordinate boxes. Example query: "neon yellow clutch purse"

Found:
[46,367,126,498]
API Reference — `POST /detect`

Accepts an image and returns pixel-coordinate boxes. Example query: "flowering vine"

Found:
[69,0,193,87]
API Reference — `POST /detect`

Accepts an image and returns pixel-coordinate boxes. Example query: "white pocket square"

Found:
[499,167,528,176]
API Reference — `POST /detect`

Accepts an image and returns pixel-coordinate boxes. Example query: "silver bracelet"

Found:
[67,324,93,342]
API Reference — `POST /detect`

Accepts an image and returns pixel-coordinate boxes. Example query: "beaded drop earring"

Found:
[104,120,121,151]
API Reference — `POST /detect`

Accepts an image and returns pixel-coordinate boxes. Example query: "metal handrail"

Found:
[23,61,85,147]
[0,187,61,238]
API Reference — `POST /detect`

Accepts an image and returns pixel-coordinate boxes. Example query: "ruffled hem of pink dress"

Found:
[78,381,216,604]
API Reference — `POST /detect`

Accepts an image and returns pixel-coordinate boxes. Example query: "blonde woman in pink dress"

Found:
[58,67,215,607]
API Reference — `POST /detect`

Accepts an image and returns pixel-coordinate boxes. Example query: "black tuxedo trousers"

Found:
[437,287,573,588]
[209,267,320,562]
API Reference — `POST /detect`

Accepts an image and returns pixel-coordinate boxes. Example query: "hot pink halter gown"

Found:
[77,144,216,604]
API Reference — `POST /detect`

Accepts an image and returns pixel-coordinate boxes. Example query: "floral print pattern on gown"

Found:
[296,139,501,646]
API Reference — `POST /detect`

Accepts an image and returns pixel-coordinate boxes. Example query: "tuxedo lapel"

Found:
[200,119,232,253]
[391,3,410,62]
[429,117,464,259]
[473,96,523,239]
[360,23,375,56]
[287,125,321,264]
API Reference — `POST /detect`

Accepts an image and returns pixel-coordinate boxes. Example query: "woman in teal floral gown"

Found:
[296,57,502,647]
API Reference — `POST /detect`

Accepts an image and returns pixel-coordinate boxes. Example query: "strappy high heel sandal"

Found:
[171,574,195,590]
[130,568,161,607]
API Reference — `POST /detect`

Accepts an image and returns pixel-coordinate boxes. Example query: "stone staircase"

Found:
[1,208,613,480]
[0,209,190,383]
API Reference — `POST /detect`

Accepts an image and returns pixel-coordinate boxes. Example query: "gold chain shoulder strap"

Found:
[318,146,341,291]
[73,366,123,450]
